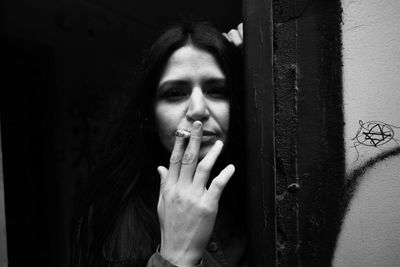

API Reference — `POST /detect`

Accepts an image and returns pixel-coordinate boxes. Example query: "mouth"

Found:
[202,130,216,136]
[201,130,218,144]
[200,135,217,143]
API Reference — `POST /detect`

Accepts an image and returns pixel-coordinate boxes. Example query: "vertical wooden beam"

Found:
[0,121,9,267]
[243,0,276,266]
[273,1,344,265]
[295,2,344,265]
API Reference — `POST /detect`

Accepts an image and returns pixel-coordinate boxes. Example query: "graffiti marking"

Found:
[351,120,400,162]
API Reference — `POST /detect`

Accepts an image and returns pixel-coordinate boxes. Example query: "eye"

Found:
[205,86,229,99]
[160,88,189,101]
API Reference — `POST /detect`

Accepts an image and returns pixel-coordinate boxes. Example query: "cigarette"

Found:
[175,129,191,138]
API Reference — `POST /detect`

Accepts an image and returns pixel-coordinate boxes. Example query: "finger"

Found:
[238,23,243,38]
[157,166,168,189]
[178,121,203,186]
[206,164,235,204]
[222,32,232,42]
[167,135,186,185]
[193,140,223,189]
[227,29,242,47]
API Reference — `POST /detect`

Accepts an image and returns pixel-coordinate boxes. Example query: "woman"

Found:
[72,21,245,267]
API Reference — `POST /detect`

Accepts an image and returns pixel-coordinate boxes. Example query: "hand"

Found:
[157,121,235,266]
[223,23,243,48]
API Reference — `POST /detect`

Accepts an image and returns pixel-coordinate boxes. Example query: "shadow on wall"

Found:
[334,146,400,267]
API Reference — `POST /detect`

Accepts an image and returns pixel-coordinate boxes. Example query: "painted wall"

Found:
[334,0,400,265]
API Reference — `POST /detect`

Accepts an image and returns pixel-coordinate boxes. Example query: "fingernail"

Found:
[215,140,223,147]
[228,164,235,172]
[193,121,202,129]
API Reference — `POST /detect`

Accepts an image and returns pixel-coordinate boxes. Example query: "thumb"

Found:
[157,166,169,189]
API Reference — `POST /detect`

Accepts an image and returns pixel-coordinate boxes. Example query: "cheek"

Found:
[155,104,180,131]
[154,103,182,151]
[213,102,230,135]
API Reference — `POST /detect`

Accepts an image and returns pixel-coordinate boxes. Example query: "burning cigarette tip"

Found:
[175,129,191,138]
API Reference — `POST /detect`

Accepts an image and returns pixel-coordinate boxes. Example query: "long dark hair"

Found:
[72,21,244,267]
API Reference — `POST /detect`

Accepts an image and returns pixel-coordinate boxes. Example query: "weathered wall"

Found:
[334,0,400,266]
[342,0,400,169]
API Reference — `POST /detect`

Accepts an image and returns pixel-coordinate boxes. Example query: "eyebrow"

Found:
[157,78,227,91]
[157,80,190,91]
[203,78,226,86]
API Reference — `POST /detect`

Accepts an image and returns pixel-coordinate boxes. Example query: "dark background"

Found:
[0,1,241,266]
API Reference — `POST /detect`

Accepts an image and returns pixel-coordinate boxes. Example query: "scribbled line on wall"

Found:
[351,120,400,161]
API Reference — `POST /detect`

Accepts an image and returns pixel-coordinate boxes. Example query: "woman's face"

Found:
[154,45,230,159]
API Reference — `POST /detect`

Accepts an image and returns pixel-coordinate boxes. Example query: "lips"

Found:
[202,130,216,136]
[201,135,216,143]
[201,130,218,144]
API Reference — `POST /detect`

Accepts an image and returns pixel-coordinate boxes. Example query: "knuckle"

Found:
[190,135,202,142]
[169,153,182,164]
[159,180,166,188]
[161,186,172,196]
[182,152,197,164]
[199,202,216,214]
[196,162,210,174]
[174,191,185,201]
[212,179,225,191]
[171,191,196,206]
[167,189,183,201]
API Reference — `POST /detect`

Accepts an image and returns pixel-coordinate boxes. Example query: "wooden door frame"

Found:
[243,0,277,266]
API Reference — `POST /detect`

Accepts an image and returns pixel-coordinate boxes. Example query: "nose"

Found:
[186,87,210,122]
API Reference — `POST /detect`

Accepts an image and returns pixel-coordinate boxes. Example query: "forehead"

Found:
[158,45,225,85]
